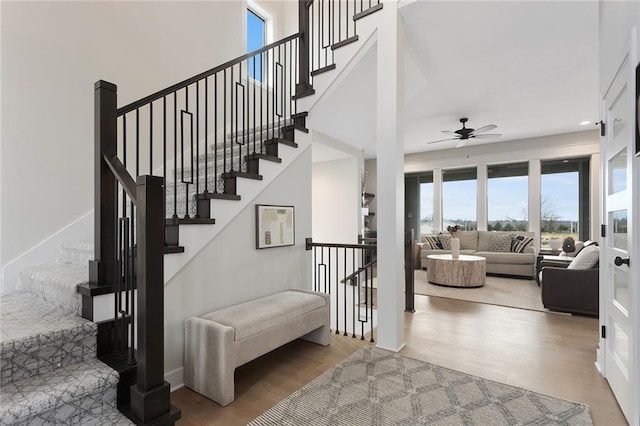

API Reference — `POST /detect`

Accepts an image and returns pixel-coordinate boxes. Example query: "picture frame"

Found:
[256,204,295,249]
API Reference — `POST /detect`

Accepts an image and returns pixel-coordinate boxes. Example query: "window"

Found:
[442,167,477,231]
[487,162,529,232]
[540,157,590,247]
[405,173,433,237]
[247,8,265,81]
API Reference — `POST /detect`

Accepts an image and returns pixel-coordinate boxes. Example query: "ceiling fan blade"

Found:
[456,139,468,148]
[472,124,497,134]
[471,134,502,139]
[441,131,460,136]
[427,138,458,144]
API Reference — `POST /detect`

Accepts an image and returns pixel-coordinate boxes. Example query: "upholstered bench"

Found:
[184,289,330,406]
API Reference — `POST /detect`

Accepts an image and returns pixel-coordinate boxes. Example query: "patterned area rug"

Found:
[249,346,593,425]
[413,269,548,313]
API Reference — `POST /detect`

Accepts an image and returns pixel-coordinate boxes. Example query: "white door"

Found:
[601,36,637,425]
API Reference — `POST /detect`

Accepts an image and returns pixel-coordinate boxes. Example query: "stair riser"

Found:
[1,326,97,386]
[1,387,117,426]
[59,242,94,266]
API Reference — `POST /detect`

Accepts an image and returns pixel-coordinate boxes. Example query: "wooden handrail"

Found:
[103,154,137,204]
[305,238,377,251]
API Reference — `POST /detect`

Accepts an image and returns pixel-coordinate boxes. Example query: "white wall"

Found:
[0,1,245,276]
[312,158,360,244]
[164,146,312,389]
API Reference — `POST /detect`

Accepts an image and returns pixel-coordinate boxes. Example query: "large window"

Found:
[443,167,477,230]
[247,9,265,81]
[487,162,529,232]
[540,157,590,247]
[419,173,434,235]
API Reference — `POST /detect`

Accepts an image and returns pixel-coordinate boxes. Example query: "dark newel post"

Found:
[296,0,313,97]
[89,80,118,287]
[130,176,176,424]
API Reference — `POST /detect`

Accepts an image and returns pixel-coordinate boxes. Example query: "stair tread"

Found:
[0,292,94,344]
[19,261,88,315]
[197,192,242,201]
[246,153,282,163]
[0,357,118,424]
[166,217,216,225]
[0,292,97,386]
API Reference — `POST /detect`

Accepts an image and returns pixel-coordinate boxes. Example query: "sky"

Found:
[420,171,579,222]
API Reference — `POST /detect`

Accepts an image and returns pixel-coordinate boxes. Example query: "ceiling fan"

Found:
[427,118,501,148]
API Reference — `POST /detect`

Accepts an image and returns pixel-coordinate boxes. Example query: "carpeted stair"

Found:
[0,242,132,425]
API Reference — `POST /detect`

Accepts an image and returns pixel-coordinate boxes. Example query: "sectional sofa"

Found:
[420,230,537,279]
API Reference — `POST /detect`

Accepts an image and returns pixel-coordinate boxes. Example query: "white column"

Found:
[433,168,442,233]
[376,0,405,352]
[477,163,488,231]
[529,159,541,249]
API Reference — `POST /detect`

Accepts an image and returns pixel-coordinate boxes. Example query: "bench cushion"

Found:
[201,290,326,341]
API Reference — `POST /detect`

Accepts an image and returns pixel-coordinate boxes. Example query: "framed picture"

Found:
[256,204,295,249]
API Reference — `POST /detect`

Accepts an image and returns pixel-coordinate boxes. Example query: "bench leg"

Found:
[184,317,236,406]
[301,325,330,346]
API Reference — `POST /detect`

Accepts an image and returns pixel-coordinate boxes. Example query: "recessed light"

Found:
[580,120,591,125]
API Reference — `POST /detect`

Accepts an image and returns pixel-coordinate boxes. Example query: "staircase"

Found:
[1,1,385,424]
[0,242,131,425]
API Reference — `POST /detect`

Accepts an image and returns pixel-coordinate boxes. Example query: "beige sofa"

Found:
[420,231,536,278]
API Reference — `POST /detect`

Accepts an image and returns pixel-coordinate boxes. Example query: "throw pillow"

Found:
[568,244,599,269]
[489,233,513,252]
[511,235,533,253]
[423,235,442,250]
[439,234,452,250]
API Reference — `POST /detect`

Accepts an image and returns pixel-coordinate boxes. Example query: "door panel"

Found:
[602,44,636,424]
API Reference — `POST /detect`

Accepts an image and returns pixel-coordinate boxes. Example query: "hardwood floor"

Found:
[172,294,627,425]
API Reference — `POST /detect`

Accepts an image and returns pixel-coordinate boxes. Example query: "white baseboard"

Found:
[165,367,184,392]
[1,211,93,295]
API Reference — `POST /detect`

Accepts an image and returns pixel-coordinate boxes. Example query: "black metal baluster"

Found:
[149,103,153,175]
[184,86,190,218]
[115,216,122,354]
[234,65,238,172]
[245,61,249,169]
[163,97,167,215]
[313,246,317,292]
[136,109,140,177]
[335,247,339,334]
[352,248,356,337]
[173,92,178,217]
[215,73,219,193]
[204,78,209,193]
[260,52,264,154]
[338,0,342,42]
[343,248,347,336]
[223,69,227,182]
[195,81,200,209]
[310,1,315,76]
[252,56,256,154]
[369,250,374,342]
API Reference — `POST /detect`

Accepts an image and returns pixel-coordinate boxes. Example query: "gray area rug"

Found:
[413,269,548,313]
[250,346,593,425]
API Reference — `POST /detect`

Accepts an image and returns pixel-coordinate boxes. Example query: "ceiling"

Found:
[309,1,600,159]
